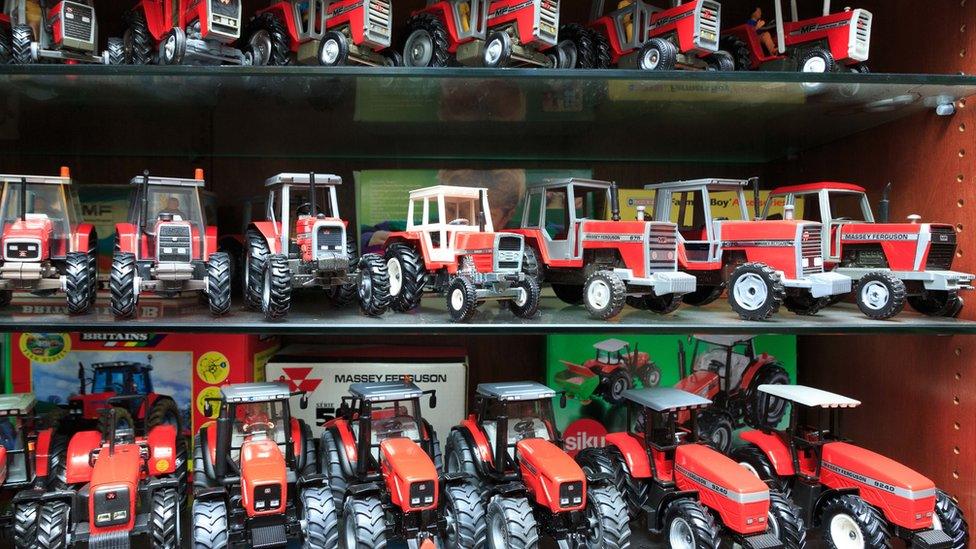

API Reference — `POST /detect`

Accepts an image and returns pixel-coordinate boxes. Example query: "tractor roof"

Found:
[0,393,35,416]
[91,360,152,371]
[129,175,205,188]
[0,174,72,186]
[593,338,631,352]
[643,178,749,192]
[221,382,291,403]
[694,335,755,347]
[349,381,424,402]
[770,182,867,195]
[528,178,613,190]
[409,185,486,200]
[477,381,555,402]
[623,387,712,412]
[757,384,861,408]
[264,173,342,187]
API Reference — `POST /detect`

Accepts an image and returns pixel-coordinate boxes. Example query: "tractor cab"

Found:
[593,338,638,370]
[127,171,208,262]
[0,170,83,260]
[0,393,37,487]
[678,335,757,395]
[518,178,613,261]
[67,360,155,424]
[473,381,560,477]
[623,387,710,469]
[264,172,346,264]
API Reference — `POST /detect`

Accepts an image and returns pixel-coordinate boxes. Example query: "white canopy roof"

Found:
[757,384,861,408]
[593,338,630,352]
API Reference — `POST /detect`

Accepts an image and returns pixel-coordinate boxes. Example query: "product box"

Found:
[546,334,796,455]
[266,345,468,439]
[609,189,800,222]
[6,332,280,433]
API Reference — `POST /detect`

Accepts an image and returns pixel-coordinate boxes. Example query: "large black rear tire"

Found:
[559,23,594,68]
[246,12,292,66]
[341,496,388,549]
[191,498,229,548]
[244,229,270,310]
[731,444,791,495]
[261,254,292,320]
[123,10,154,64]
[301,485,339,549]
[444,430,481,488]
[576,447,647,520]
[402,12,451,67]
[64,252,92,315]
[98,407,135,438]
[696,409,734,453]
[109,252,139,318]
[551,283,584,305]
[149,487,181,549]
[486,496,539,549]
[588,28,612,68]
[909,289,963,317]
[357,253,391,317]
[146,397,181,432]
[385,243,428,312]
[206,252,232,316]
[319,430,349,504]
[443,482,487,549]
[192,432,216,491]
[746,362,791,428]
[720,35,752,71]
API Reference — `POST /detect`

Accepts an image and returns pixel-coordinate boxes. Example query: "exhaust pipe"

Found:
[878,182,891,223]
[749,176,761,219]
[478,189,488,232]
[19,177,27,221]
[78,363,86,395]
[140,170,150,234]
[610,181,621,222]
[308,172,317,217]
[108,407,117,456]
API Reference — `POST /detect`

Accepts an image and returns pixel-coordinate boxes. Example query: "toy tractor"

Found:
[0,170,97,315]
[245,172,390,321]
[673,335,790,453]
[510,178,697,320]
[110,170,231,319]
[402,0,576,68]
[576,387,804,548]
[192,382,338,548]
[644,178,852,320]
[0,0,117,64]
[381,185,540,322]
[555,338,662,405]
[765,182,974,320]
[443,381,632,548]
[118,0,247,65]
[734,384,969,549]
[318,381,460,547]
[721,0,871,72]
[584,0,733,71]
[26,407,185,548]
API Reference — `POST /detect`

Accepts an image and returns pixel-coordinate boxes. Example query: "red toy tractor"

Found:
[734,384,968,549]
[674,335,790,453]
[192,382,338,547]
[645,178,852,320]
[318,381,456,547]
[111,170,231,318]
[247,0,397,66]
[26,407,185,548]
[245,172,390,321]
[721,0,871,72]
[118,0,247,65]
[402,0,575,68]
[510,178,697,319]
[443,381,632,548]
[765,182,974,320]
[381,185,540,322]
[0,0,117,64]
[576,387,804,548]
[0,170,97,315]
[555,338,662,405]
[585,0,733,71]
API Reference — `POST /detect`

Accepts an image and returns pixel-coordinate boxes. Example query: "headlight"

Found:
[559,481,583,508]
[409,480,435,507]
[252,483,281,511]
[93,486,130,526]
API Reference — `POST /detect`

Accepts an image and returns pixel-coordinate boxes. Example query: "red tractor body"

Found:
[1,0,111,64]
[555,338,662,404]
[121,0,246,64]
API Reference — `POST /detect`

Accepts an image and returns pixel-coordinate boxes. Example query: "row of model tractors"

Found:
[0,378,967,548]
[1,0,872,73]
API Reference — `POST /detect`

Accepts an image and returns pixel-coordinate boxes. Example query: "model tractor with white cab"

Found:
[118,0,247,65]
[1,0,117,64]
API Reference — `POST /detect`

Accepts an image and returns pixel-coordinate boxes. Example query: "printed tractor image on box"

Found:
[765,182,974,320]
[0,0,116,64]
[118,0,247,65]
[555,338,662,405]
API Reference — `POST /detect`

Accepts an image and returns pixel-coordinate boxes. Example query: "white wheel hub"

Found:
[450,287,465,311]
[642,48,660,69]
[485,39,503,65]
[669,517,695,549]
[163,34,176,61]
[321,39,340,64]
[803,55,827,73]
[512,287,528,307]
[732,273,769,311]
[829,513,865,549]
[407,31,433,66]
[586,279,611,310]
[387,258,403,296]
[860,280,890,310]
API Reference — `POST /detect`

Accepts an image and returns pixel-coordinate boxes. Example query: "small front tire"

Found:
[318,31,349,66]
[819,494,890,549]
[356,253,391,317]
[191,499,229,549]
[64,252,93,315]
[483,31,513,68]
[584,270,626,320]
[486,496,539,549]
[447,276,478,322]
[638,37,677,71]
[854,271,906,320]
[507,277,541,319]
[663,498,720,549]
[728,262,784,320]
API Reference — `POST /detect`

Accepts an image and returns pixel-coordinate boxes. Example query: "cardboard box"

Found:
[266,345,468,440]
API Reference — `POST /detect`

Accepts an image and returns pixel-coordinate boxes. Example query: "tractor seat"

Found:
[481,418,551,461]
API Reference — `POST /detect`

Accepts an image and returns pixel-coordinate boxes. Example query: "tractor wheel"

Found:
[909,290,963,317]
[192,433,216,491]
[706,50,735,71]
[767,489,806,549]
[854,271,906,320]
[106,37,125,65]
[244,229,271,310]
[206,252,232,316]
[934,490,969,549]
[356,253,391,317]
[299,421,318,477]
[559,23,594,68]
[403,12,451,67]
[640,363,662,388]
[696,409,734,454]
[13,502,39,548]
[720,35,752,71]
[99,407,135,437]
[149,487,181,549]
[301,485,340,549]
[341,496,388,549]
[328,234,360,308]
[64,252,93,315]
[147,397,181,432]
[798,46,835,73]
[443,482,487,549]
[383,49,402,67]
[663,498,720,549]
[319,430,349,504]
[638,37,677,71]
[631,292,683,314]
[245,12,292,66]
[783,293,829,316]
[682,284,723,306]
[46,434,68,490]
[746,362,791,428]
[261,254,292,320]
[551,283,584,305]
[385,243,428,312]
[86,234,98,306]
[159,27,187,65]
[819,494,890,549]
[123,10,154,64]
[731,444,791,495]
[583,270,626,320]
[318,31,350,66]
[588,28,612,69]
[170,434,189,504]
[486,496,539,549]
[576,447,647,520]
[35,501,70,549]
[109,252,139,318]
[191,498,229,549]
[0,25,11,64]
[507,277,541,319]
[11,25,34,64]
[447,276,479,322]
[483,31,513,68]
[444,430,481,487]
[520,246,543,284]
[604,369,631,405]
[584,483,631,549]
[728,263,784,320]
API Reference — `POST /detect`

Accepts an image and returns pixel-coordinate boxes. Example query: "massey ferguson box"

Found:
[266,345,468,439]
[6,332,280,433]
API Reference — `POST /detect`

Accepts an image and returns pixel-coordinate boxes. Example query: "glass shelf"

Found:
[1,66,973,163]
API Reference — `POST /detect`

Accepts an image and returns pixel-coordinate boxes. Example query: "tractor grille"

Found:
[494,235,523,272]
[208,0,241,38]
[694,0,721,51]
[157,224,192,263]
[800,225,824,275]
[4,239,41,261]
[315,225,344,253]
[366,0,393,44]
[849,9,871,61]
[647,224,677,273]
[537,0,559,46]
[62,2,95,43]
[926,227,956,270]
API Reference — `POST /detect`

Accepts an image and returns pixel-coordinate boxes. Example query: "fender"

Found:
[324,419,358,469]
[604,432,652,478]
[72,222,96,254]
[34,428,54,478]
[458,417,494,468]
[206,421,218,467]
[205,226,218,260]
[290,418,304,466]
[383,232,433,267]
[147,424,178,476]
[739,430,795,476]
[114,223,139,255]
[65,430,103,485]
[257,2,303,47]
[380,438,439,512]
[240,438,288,517]
[416,2,465,51]
[247,221,283,255]
[135,0,170,42]
[516,438,587,513]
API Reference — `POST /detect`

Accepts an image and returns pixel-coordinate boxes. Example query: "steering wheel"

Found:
[448,218,470,226]
[111,383,126,394]
[513,419,535,439]
[376,419,403,434]
[242,420,275,434]
[295,202,313,216]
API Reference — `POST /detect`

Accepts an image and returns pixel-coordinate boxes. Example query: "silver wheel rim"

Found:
[646,370,660,386]
[163,34,176,62]
[249,30,272,66]
[860,280,890,311]
[443,497,458,545]
[485,38,503,65]
[321,39,340,65]
[767,511,781,539]
[829,513,865,549]
[343,514,357,549]
[642,48,660,70]
[733,273,768,311]
[586,279,612,310]
[387,258,403,296]
[803,55,827,73]
[611,377,627,398]
[358,270,372,301]
[406,31,433,66]
[489,507,507,549]
[513,286,528,307]
[711,427,729,449]
[739,461,760,478]
[669,517,695,549]
[450,287,465,311]
[262,266,271,309]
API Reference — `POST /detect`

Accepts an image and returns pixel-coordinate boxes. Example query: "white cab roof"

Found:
[409,185,486,200]
[527,178,612,190]
[265,173,342,187]
[0,174,71,186]
[129,175,205,187]
[221,382,291,403]
[623,387,712,412]
[757,384,861,408]
[477,381,555,401]
[593,338,630,352]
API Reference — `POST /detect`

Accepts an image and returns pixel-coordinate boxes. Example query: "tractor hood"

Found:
[2,216,52,262]
[89,442,142,535]
[455,232,524,274]
[838,222,956,271]
[240,438,288,518]
[380,438,439,512]
[516,438,587,513]
[674,444,770,535]
[69,392,117,420]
